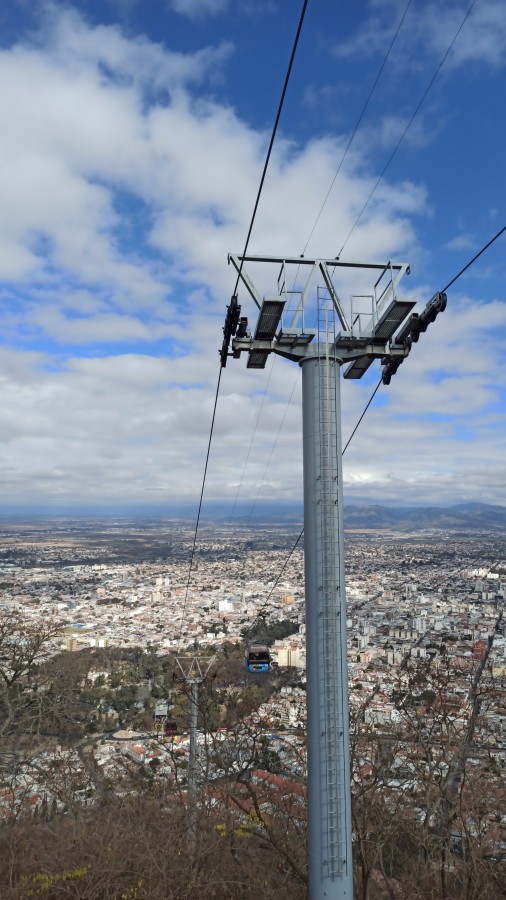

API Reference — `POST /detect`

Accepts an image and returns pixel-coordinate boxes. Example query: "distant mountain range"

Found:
[216,501,506,532]
[205,500,506,532]
[2,501,506,532]
[343,502,506,532]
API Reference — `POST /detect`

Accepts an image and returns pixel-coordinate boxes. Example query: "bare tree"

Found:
[0,609,62,747]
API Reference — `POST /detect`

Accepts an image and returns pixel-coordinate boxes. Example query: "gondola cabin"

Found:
[164,719,178,737]
[246,643,271,674]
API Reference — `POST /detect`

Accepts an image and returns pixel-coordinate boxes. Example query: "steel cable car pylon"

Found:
[175,654,216,839]
[226,252,415,899]
[303,313,351,890]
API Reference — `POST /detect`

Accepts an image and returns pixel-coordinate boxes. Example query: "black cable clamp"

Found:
[220,296,249,367]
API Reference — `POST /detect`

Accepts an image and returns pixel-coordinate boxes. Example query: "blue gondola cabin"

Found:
[246,643,271,673]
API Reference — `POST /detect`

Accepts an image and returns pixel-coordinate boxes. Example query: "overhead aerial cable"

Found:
[337,0,479,258]
[233,0,482,514]
[265,221,506,589]
[224,0,482,544]
[264,392,378,584]
[181,0,310,639]
[228,355,276,523]
[236,0,413,515]
[442,223,506,293]
[381,223,506,384]
[302,0,413,258]
[223,0,309,520]
[231,0,309,299]
[220,0,309,368]
[342,378,383,454]
[178,367,223,641]
[264,529,304,605]
[246,370,300,523]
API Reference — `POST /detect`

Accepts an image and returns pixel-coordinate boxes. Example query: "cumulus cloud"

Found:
[444,233,476,251]
[341,290,506,506]
[0,5,503,510]
[419,0,506,69]
[168,0,230,18]
[334,0,506,70]
[166,0,276,20]
[0,7,428,338]
[41,5,234,88]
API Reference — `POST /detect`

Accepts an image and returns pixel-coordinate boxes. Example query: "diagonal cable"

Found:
[180,1,310,641]
[338,0,479,258]
[237,1,412,524]
[179,366,222,641]
[228,356,276,523]
[302,0,413,257]
[246,370,300,523]
[233,0,309,296]
[342,377,383,455]
[265,219,506,588]
[226,0,309,522]
[442,224,506,292]
[265,529,304,605]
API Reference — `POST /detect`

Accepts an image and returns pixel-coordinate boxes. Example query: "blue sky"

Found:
[0,0,505,512]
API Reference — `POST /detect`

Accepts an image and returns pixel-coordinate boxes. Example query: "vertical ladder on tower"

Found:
[315,294,348,877]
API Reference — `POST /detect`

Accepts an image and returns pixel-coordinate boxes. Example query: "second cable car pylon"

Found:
[224,252,417,899]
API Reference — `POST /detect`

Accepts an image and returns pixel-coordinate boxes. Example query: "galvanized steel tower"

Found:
[226,253,412,899]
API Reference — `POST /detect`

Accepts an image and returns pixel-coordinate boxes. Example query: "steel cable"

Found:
[265,219,506,589]
[180,0,310,642]
[338,0,479,258]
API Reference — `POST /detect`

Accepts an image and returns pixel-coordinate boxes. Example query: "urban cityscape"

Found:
[1,517,504,860]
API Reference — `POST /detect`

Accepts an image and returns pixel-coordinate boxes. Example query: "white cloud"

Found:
[340,291,506,505]
[420,0,506,69]
[166,0,276,20]
[0,6,503,509]
[0,7,427,316]
[0,8,233,305]
[41,5,234,88]
[168,0,230,17]
[358,111,442,155]
[444,233,476,251]
[29,307,177,344]
[334,0,506,71]
[1,288,505,509]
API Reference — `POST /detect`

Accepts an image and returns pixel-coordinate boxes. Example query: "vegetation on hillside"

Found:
[0,610,505,899]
